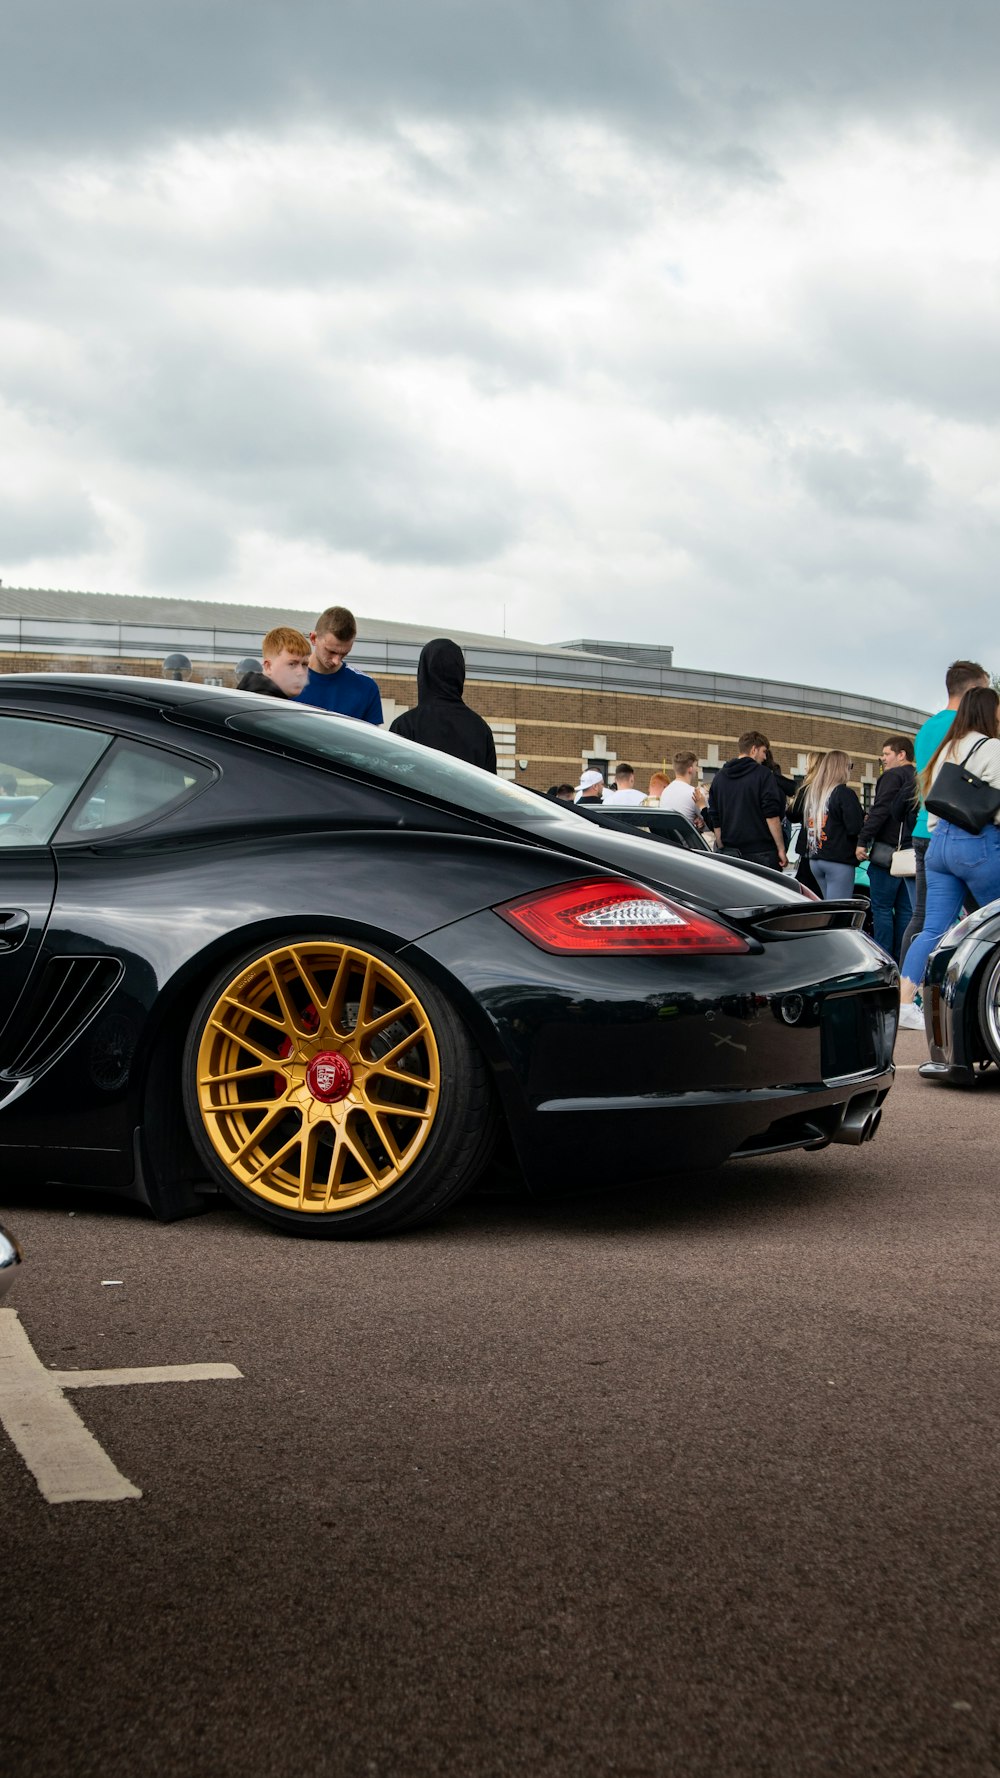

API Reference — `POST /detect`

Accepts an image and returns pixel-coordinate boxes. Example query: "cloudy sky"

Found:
[2,2,998,709]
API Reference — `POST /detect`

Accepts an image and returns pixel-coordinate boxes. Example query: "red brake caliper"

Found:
[274,1003,319,1096]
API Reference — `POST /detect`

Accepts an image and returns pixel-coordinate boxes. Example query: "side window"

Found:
[0,717,112,848]
[60,739,214,838]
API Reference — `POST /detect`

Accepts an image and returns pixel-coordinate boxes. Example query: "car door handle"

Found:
[0,910,30,952]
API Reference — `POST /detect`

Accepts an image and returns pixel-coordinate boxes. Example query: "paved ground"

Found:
[2,1031,999,1778]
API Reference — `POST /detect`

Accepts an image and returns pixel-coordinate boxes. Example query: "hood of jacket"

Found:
[416,638,466,704]
[236,671,288,698]
[718,755,763,780]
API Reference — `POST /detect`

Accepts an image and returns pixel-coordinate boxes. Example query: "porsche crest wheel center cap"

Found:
[306,1051,354,1103]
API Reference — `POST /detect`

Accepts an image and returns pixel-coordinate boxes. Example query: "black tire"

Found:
[976,949,1000,1067]
[181,933,495,1237]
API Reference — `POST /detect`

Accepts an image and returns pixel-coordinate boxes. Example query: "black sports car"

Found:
[0,675,897,1237]
[918,899,1000,1086]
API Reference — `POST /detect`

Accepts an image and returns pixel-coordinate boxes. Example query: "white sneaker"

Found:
[897,1003,924,1031]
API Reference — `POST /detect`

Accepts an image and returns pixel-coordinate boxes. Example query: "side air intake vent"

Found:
[4,957,125,1079]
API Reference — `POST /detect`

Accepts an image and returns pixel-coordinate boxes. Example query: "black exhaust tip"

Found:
[832,1096,882,1146]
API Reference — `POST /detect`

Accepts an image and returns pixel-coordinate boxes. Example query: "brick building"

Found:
[0,587,927,805]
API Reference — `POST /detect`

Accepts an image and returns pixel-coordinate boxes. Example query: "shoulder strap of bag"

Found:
[960,736,990,770]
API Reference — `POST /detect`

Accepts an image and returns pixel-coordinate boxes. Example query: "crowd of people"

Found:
[234,620,1000,1034]
[547,658,1000,1029]
[784,660,1000,1035]
[236,606,496,769]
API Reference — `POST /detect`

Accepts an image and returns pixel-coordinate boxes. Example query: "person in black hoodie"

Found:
[706,730,787,870]
[390,638,497,772]
[856,735,916,960]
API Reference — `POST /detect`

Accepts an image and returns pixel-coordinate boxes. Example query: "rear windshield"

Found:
[225,704,571,825]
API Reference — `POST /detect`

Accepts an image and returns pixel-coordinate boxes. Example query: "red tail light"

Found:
[496,877,749,955]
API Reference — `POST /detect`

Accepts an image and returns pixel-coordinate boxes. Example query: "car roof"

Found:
[2,672,260,720]
[0,672,807,907]
[0,673,357,747]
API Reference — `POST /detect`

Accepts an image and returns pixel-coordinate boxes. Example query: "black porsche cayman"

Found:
[0,676,897,1237]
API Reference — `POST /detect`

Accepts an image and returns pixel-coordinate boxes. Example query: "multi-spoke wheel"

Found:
[182,936,494,1235]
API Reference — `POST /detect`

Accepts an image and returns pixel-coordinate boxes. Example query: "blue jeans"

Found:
[811,858,856,900]
[868,862,915,961]
[902,821,1000,987]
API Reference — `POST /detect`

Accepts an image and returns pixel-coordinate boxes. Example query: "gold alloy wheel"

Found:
[194,941,441,1212]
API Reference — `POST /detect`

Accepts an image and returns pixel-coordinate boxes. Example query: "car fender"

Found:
[923,902,1000,1077]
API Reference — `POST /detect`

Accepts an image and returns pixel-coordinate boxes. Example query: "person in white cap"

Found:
[574,769,605,804]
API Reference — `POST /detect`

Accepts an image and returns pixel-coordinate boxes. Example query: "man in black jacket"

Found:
[390,638,497,771]
[707,730,788,871]
[856,735,916,960]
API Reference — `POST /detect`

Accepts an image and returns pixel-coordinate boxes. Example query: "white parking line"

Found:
[0,1309,242,1505]
[54,1363,241,1389]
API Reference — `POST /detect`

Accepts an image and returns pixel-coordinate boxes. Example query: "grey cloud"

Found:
[792,437,932,521]
[659,495,1000,711]
[99,335,520,567]
[2,1,685,155]
[636,338,838,423]
[4,127,655,306]
[598,264,1000,432]
[1,1,997,684]
[0,487,107,563]
[279,470,514,565]
[384,308,566,391]
[809,275,1000,424]
[0,283,522,571]
[142,508,236,584]
[110,346,367,477]
[5,1,1000,159]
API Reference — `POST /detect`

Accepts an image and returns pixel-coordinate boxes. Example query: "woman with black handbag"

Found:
[898,685,1000,1029]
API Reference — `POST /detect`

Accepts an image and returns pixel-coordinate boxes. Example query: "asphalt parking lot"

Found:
[2,1029,998,1778]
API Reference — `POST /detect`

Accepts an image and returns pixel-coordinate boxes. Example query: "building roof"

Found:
[0,585,595,659]
[0,585,928,729]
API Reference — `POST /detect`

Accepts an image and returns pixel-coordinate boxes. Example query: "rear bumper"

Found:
[519,1072,893,1186]
[411,912,898,1188]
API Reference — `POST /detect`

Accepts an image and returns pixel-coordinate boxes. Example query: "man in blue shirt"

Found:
[297,605,384,724]
[897,658,988,1007]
